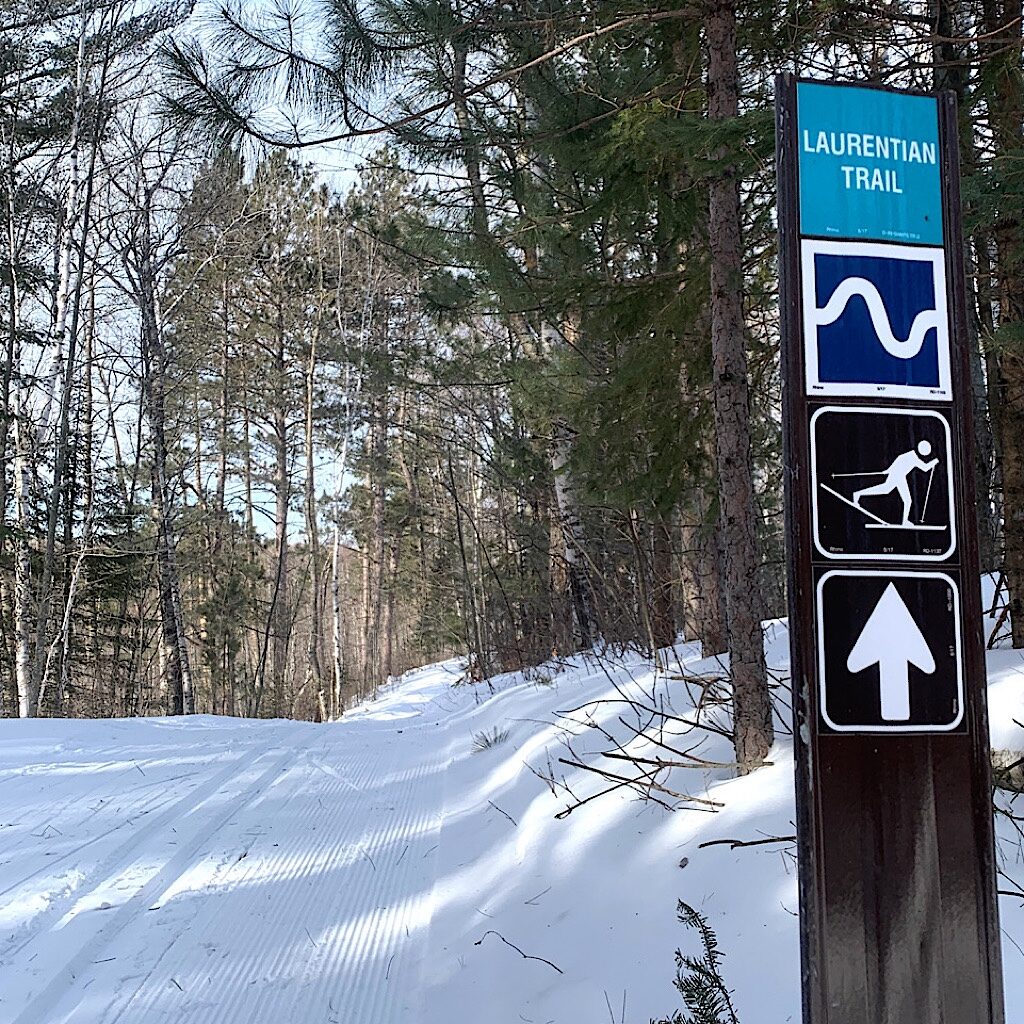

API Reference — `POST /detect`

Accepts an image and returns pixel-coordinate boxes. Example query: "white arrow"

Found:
[846,583,935,721]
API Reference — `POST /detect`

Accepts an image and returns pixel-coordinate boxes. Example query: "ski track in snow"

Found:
[0,624,1020,1024]
[0,706,453,1024]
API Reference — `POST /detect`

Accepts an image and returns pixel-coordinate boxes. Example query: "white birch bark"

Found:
[35,14,87,450]
[541,320,597,648]
[329,239,370,715]
[10,233,33,717]
[330,526,347,716]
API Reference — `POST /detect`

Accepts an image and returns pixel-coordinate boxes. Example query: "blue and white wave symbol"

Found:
[811,250,942,389]
[812,277,940,359]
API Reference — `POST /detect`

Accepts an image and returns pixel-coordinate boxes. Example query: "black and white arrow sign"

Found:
[816,570,964,732]
[846,583,935,721]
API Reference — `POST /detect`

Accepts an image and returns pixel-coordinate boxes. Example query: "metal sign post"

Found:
[776,76,1005,1023]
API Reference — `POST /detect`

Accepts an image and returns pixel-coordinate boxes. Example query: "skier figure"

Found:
[852,441,938,526]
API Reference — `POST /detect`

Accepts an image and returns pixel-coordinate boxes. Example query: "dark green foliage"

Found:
[8,0,1020,719]
[653,901,740,1024]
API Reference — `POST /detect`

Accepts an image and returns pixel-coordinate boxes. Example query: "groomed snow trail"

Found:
[0,677,459,1024]
[1,636,1021,1024]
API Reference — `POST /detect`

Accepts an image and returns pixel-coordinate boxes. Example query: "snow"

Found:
[987,653,1024,750]
[0,625,1021,1023]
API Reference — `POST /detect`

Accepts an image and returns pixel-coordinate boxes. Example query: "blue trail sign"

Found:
[776,78,1004,1024]
[797,82,943,244]
[801,239,950,399]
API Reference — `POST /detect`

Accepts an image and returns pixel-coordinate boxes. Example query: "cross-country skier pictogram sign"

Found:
[810,406,955,560]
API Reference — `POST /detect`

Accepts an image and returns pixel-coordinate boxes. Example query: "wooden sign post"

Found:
[775,76,1005,1023]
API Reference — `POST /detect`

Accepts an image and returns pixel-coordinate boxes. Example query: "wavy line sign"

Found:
[801,239,951,400]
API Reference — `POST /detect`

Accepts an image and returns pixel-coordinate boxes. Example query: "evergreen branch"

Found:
[159,7,697,149]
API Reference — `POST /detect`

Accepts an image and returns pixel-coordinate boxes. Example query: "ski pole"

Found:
[921,463,936,520]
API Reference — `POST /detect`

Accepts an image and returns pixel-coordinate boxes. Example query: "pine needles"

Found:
[471,726,511,753]
[653,901,740,1024]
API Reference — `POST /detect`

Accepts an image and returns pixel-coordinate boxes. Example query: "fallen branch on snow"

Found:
[698,835,796,851]
[557,757,723,815]
[474,930,563,974]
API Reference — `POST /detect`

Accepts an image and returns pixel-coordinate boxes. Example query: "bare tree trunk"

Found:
[545,484,572,655]
[13,332,33,717]
[34,15,86,450]
[83,274,99,710]
[932,0,998,570]
[398,391,431,659]
[628,509,659,657]
[706,0,773,770]
[5,167,33,716]
[1,164,22,714]
[697,512,729,654]
[360,526,373,699]
[138,229,194,715]
[983,0,1024,645]
[467,440,492,665]
[271,299,291,717]
[239,356,261,714]
[679,483,729,654]
[212,280,232,714]
[449,452,488,678]
[31,6,120,710]
[303,302,325,712]
[650,515,677,650]
[383,537,399,682]
[101,372,137,716]
[330,528,347,715]
[369,424,387,694]
[328,386,359,716]
[975,229,1003,569]
[549,418,597,649]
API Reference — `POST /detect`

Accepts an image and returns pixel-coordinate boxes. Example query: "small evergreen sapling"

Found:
[471,726,511,753]
[653,901,740,1024]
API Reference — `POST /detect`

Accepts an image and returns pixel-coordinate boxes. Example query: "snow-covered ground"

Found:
[0,624,1021,1023]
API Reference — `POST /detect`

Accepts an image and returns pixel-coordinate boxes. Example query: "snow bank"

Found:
[0,621,1020,1023]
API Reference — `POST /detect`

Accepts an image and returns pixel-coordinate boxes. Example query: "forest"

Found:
[1,0,1022,775]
